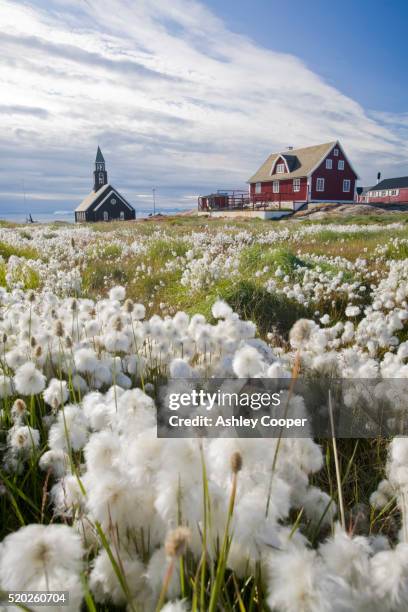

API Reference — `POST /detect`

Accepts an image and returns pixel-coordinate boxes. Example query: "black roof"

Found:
[373,176,408,190]
[282,154,299,172]
[95,146,105,163]
[75,184,135,213]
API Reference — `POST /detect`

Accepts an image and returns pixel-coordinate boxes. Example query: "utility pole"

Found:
[152,187,156,216]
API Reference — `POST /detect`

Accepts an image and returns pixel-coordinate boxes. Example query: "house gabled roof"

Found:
[371,177,408,191]
[248,141,359,183]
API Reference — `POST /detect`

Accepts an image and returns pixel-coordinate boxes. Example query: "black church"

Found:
[75,148,136,222]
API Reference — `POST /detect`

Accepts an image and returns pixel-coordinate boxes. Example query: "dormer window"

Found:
[333,148,339,156]
[271,155,289,175]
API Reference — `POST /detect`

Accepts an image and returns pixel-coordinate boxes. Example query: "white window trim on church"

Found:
[94,189,134,211]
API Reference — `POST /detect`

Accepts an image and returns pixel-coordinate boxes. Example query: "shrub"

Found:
[147,238,189,262]
[224,280,312,336]
[8,263,40,290]
[240,244,308,277]
[0,241,39,261]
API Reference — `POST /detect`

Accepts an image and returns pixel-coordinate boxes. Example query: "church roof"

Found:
[95,146,105,163]
[75,183,135,212]
[75,184,110,212]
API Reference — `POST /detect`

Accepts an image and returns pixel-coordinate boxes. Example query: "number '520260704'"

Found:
[4,591,69,606]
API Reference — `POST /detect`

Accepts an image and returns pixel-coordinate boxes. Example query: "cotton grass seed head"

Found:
[230,451,243,474]
[14,362,46,396]
[289,319,316,349]
[124,298,134,313]
[54,320,65,337]
[11,398,27,421]
[165,526,191,559]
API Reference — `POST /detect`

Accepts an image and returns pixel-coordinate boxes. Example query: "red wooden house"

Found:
[248,141,359,205]
[358,177,408,205]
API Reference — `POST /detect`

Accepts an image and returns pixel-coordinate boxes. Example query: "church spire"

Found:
[93,146,108,191]
[96,146,105,164]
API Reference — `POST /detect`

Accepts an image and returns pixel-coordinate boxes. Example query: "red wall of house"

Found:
[310,146,356,201]
[249,177,308,201]
[362,187,408,204]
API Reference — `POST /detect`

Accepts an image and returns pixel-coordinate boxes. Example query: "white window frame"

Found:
[120,211,125,220]
[316,178,325,192]
[99,174,104,184]
[325,159,332,169]
[333,148,339,156]
[103,211,109,221]
[293,178,301,192]
[338,160,344,170]
[343,179,351,193]
[276,163,285,174]
[273,180,279,193]
[255,182,261,194]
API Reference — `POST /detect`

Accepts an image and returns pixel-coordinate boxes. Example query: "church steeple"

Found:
[93,146,108,191]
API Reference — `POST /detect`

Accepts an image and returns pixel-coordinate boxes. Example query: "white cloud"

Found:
[0,0,406,214]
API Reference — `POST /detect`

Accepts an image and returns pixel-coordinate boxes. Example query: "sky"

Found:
[0,0,407,217]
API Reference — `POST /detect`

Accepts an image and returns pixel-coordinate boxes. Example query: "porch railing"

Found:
[198,189,302,212]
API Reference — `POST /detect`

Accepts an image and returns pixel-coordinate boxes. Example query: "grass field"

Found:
[0,215,408,611]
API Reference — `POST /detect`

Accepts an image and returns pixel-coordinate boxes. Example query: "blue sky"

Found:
[0,0,407,217]
[205,0,408,114]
